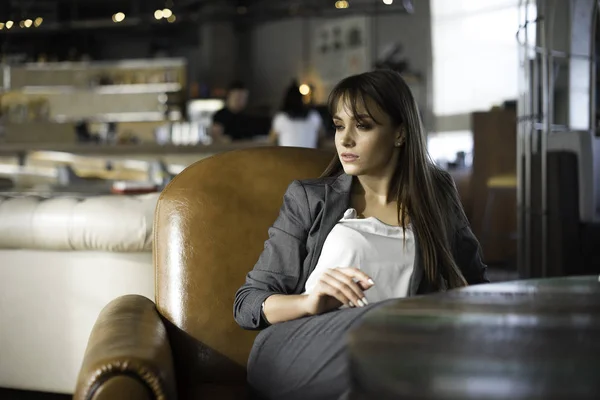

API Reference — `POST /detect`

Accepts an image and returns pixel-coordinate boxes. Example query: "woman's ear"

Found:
[394,126,406,147]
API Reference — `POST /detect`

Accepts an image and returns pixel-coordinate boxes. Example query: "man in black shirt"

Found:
[210,81,252,142]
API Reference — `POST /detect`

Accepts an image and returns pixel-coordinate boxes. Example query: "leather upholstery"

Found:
[0,193,157,251]
[154,147,333,391]
[74,295,176,400]
[0,192,157,393]
[0,251,153,394]
[75,147,334,399]
[90,376,152,400]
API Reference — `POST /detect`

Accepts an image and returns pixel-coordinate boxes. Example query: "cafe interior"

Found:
[0,0,599,399]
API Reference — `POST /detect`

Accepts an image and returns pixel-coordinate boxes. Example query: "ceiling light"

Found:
[24,19,33,28]
[113,12,125,23]
[383,0,394,4]
[154,10,164,20]
[34,17,43,27]
[0,23,4,30]
[5,21,13,29]
[335,1,349,9]
[167,14,177,23]
[162,9,173,18]
[299,84,311,96]
[19,21,25,28]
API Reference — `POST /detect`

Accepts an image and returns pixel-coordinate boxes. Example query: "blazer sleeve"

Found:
[453,225,490,285]
[233,180,312,330]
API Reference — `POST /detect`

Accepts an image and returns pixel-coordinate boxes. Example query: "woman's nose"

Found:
[339,129,355,147]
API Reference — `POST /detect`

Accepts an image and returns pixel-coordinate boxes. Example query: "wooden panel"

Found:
[470,109,517,264]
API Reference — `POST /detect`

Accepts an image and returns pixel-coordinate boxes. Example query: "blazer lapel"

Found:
[308,174,352,273]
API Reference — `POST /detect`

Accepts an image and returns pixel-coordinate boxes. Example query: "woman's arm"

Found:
[262,267,375,324]
[268,129,279,145]
[209,122,232,143]
[233,180,311,330]
[262,294,311,324]
[268,113,282,145]
[454,226,490,284]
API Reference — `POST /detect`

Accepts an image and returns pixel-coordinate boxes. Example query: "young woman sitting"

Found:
[234,69,489,400]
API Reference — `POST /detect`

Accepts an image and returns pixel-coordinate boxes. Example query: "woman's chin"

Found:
[341,164,361,176]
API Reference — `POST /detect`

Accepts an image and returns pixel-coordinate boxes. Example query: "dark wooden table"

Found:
[348,276,600,400]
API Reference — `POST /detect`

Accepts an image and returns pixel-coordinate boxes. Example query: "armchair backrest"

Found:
[153,147,333,389]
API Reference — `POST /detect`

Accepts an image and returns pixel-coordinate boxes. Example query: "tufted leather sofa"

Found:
[0,192,159,394]
[73,147,334,399]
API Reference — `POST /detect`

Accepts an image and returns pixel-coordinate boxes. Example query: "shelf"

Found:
[53,111,179,123]
[17,83,182,95]
[15,58,187,71]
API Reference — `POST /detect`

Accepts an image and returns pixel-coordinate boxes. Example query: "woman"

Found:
[234,70,489,399]
[269,80,325,148]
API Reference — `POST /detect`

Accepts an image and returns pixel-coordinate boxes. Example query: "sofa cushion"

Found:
[0,193,158,251]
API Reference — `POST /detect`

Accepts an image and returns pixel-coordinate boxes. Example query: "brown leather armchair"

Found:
[74,147,333,400]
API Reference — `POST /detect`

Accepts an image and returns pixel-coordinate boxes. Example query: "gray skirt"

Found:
[247,300,394,400]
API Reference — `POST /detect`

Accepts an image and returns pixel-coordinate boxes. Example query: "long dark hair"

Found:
[322,69,468,290]
[281,80,310,119]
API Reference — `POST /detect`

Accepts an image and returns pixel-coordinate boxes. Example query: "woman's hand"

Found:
[303,267,375,316]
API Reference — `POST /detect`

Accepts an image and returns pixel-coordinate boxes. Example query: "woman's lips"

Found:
[341,154,359,162]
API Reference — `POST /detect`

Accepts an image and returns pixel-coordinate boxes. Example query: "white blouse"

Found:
[304,208,415,304]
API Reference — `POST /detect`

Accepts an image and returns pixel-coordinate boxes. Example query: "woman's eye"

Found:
[333,125,344,131]
[357,123,371,130]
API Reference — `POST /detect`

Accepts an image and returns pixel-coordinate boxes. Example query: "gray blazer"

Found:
[234,173,489,330]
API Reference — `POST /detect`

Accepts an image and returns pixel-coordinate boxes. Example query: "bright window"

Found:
[431,0,522,116]
[427,130,473,168]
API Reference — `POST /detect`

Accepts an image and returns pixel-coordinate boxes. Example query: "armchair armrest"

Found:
[74,295,177,400]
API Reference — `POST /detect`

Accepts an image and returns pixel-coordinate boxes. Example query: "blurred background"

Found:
[0,0,523,265]
[0,0,599,398]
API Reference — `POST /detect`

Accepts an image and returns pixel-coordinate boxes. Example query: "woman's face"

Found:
[332,96,402,177]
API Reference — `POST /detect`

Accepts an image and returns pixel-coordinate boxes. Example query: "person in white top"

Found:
[269,80,325,148]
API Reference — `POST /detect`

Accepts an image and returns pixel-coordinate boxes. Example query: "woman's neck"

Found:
[354,176,388,204]
[353,161,399,206]
[351,174,405,226]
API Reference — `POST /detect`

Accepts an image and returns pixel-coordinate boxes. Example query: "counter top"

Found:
[0,141,270,157]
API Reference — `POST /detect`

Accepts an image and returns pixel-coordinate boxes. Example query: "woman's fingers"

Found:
[336,267,375,290]
[318,279,352,307]
[356,280,372,291]
[322,269,368,307]
[326,269,366,303]
[336,267,375,287]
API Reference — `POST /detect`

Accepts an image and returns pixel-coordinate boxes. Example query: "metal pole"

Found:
[540,0,556,278]
[591,6,598,136]
[517,0,525,278]
[517,0,534,279]
[525,0,537,279]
